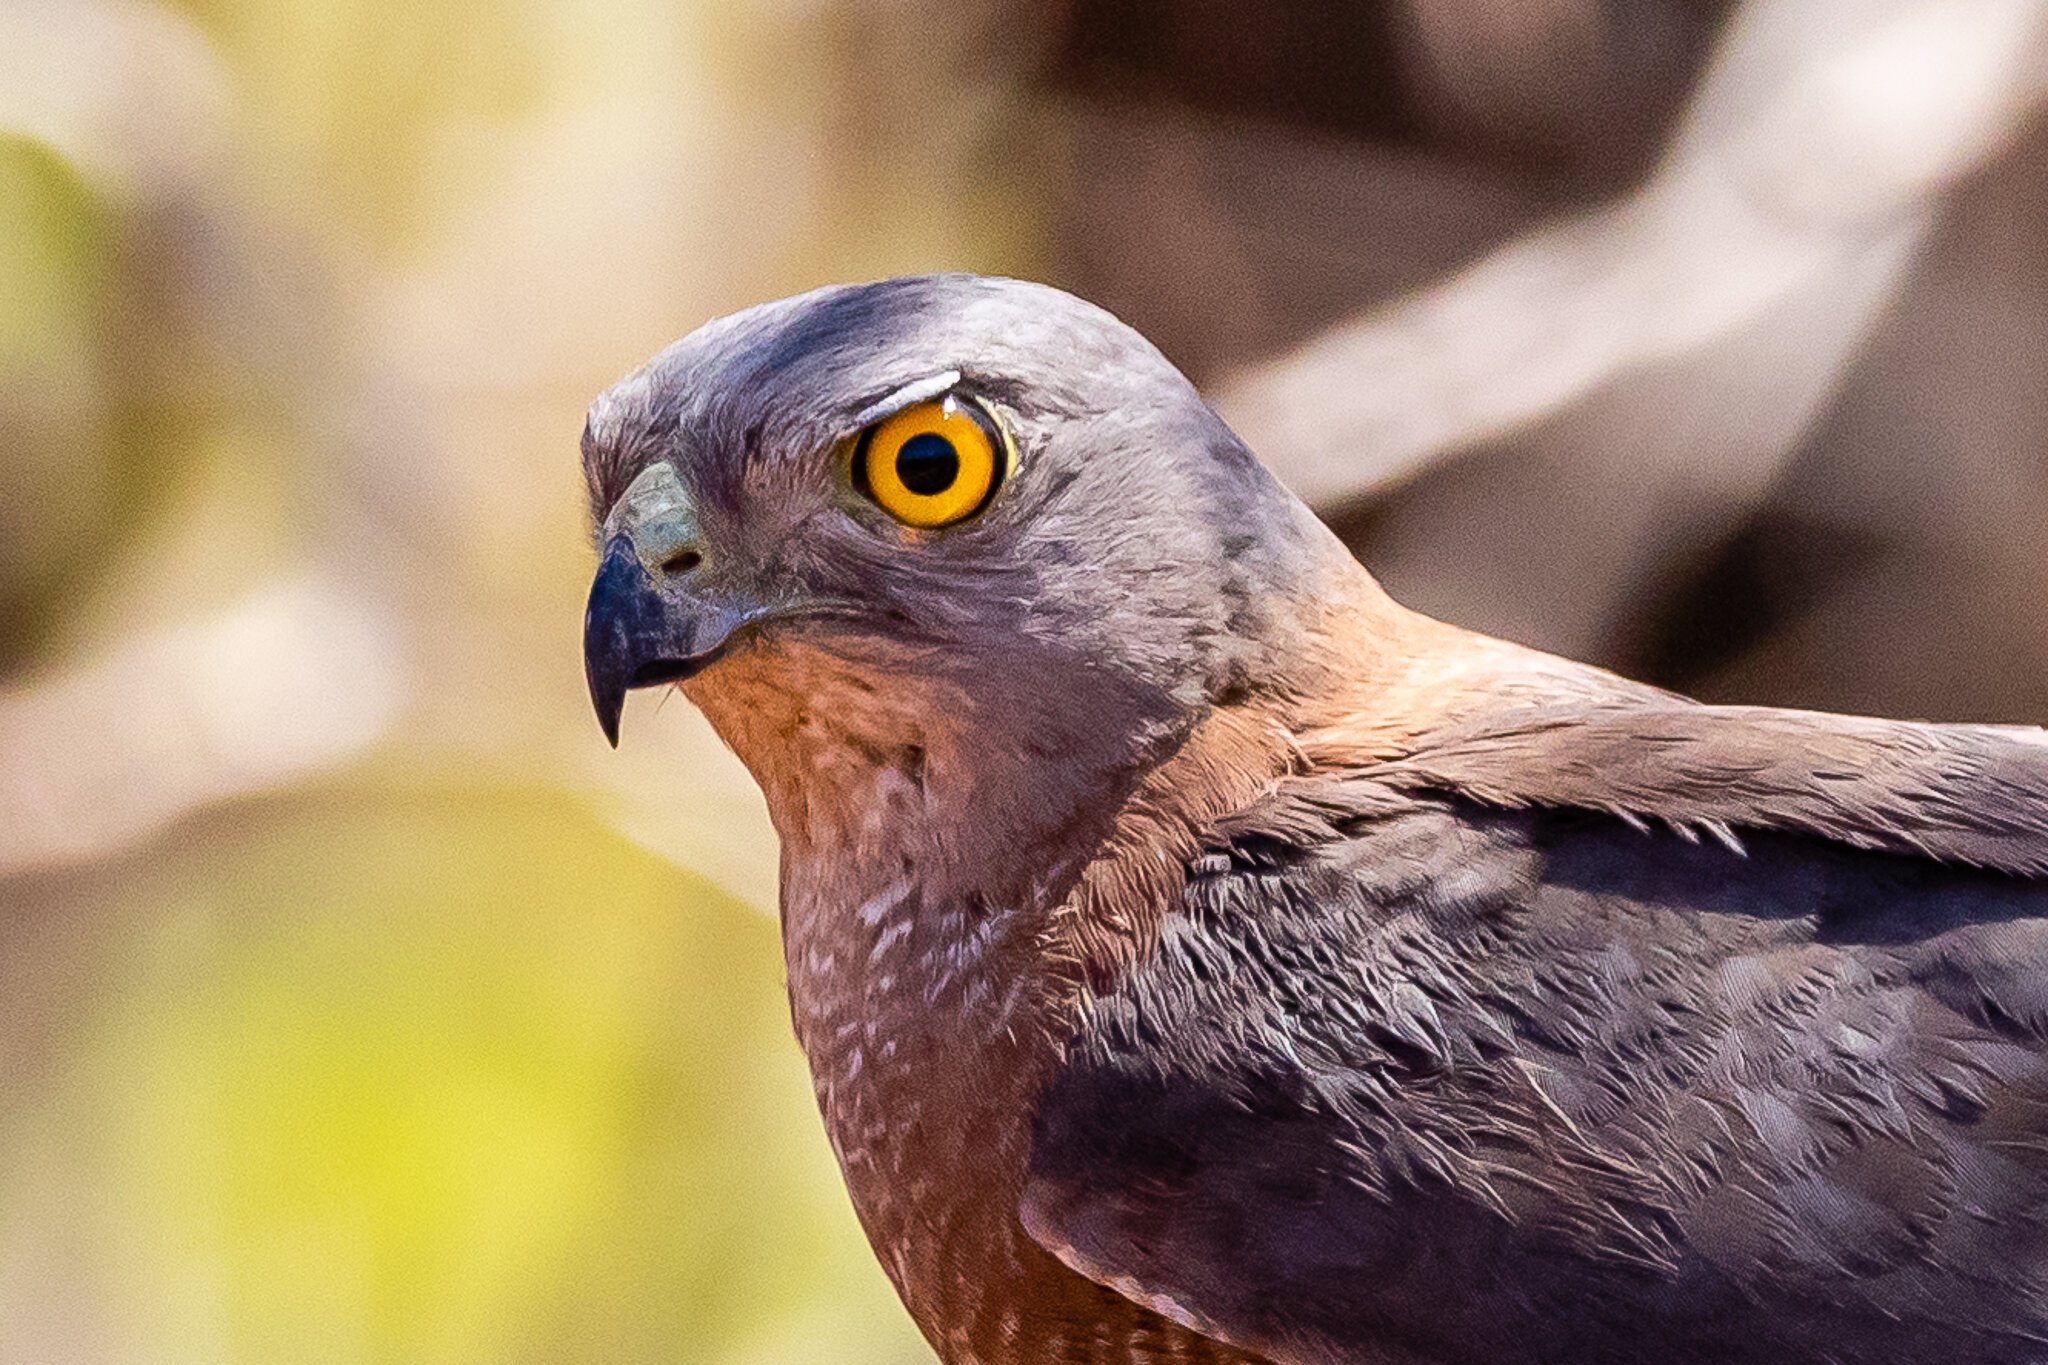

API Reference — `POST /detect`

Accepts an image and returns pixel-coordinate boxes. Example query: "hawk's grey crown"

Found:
[581,273,1353,752]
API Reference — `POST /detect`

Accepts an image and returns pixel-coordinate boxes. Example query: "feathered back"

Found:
[1366,703,2048,876]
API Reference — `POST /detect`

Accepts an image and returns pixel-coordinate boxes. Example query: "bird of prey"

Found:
[581,274,2048,1365]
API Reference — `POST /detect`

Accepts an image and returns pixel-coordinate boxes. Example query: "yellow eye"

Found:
[853,394,1006,529]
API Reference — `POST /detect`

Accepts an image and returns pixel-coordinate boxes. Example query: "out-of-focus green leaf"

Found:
[0,134,116,665]
[0,134,109,369]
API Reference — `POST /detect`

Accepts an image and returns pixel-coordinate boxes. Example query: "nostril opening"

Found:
[662,549,703,575]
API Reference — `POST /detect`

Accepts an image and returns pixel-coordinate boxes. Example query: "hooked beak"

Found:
[582,463,746,747]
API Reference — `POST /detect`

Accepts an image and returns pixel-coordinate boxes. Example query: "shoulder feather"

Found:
[1363,702,2048,877]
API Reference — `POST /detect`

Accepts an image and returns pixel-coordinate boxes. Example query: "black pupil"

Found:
[895,432,959,496]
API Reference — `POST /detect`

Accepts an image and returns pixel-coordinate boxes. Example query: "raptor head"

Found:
[580,274,1365,878]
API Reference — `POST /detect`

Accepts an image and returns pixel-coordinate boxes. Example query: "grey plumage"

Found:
[581,272,2048,1365]
[1031,721,2048,1364]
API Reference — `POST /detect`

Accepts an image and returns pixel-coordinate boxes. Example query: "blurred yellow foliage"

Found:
[4,780,928,1362]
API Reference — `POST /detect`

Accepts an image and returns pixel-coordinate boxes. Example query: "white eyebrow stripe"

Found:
[851,370,961,428]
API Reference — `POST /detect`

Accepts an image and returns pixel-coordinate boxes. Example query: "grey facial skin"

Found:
[582,274,2048,1365]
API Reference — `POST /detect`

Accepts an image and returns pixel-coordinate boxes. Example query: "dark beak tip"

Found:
[584,537,645,748]
[586,650,627,749]
[594,686,623,749]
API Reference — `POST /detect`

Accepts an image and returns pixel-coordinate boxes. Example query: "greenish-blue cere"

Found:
[4,778,928,1364]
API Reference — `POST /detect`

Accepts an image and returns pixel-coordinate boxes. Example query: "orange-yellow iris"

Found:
[856,395,1005,528]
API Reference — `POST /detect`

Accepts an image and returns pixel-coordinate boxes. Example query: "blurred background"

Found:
[5,0,2048,1359]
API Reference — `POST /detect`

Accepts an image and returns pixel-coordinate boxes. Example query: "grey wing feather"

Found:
[1024,703,2048,1365]
[1375,702,2048,875]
